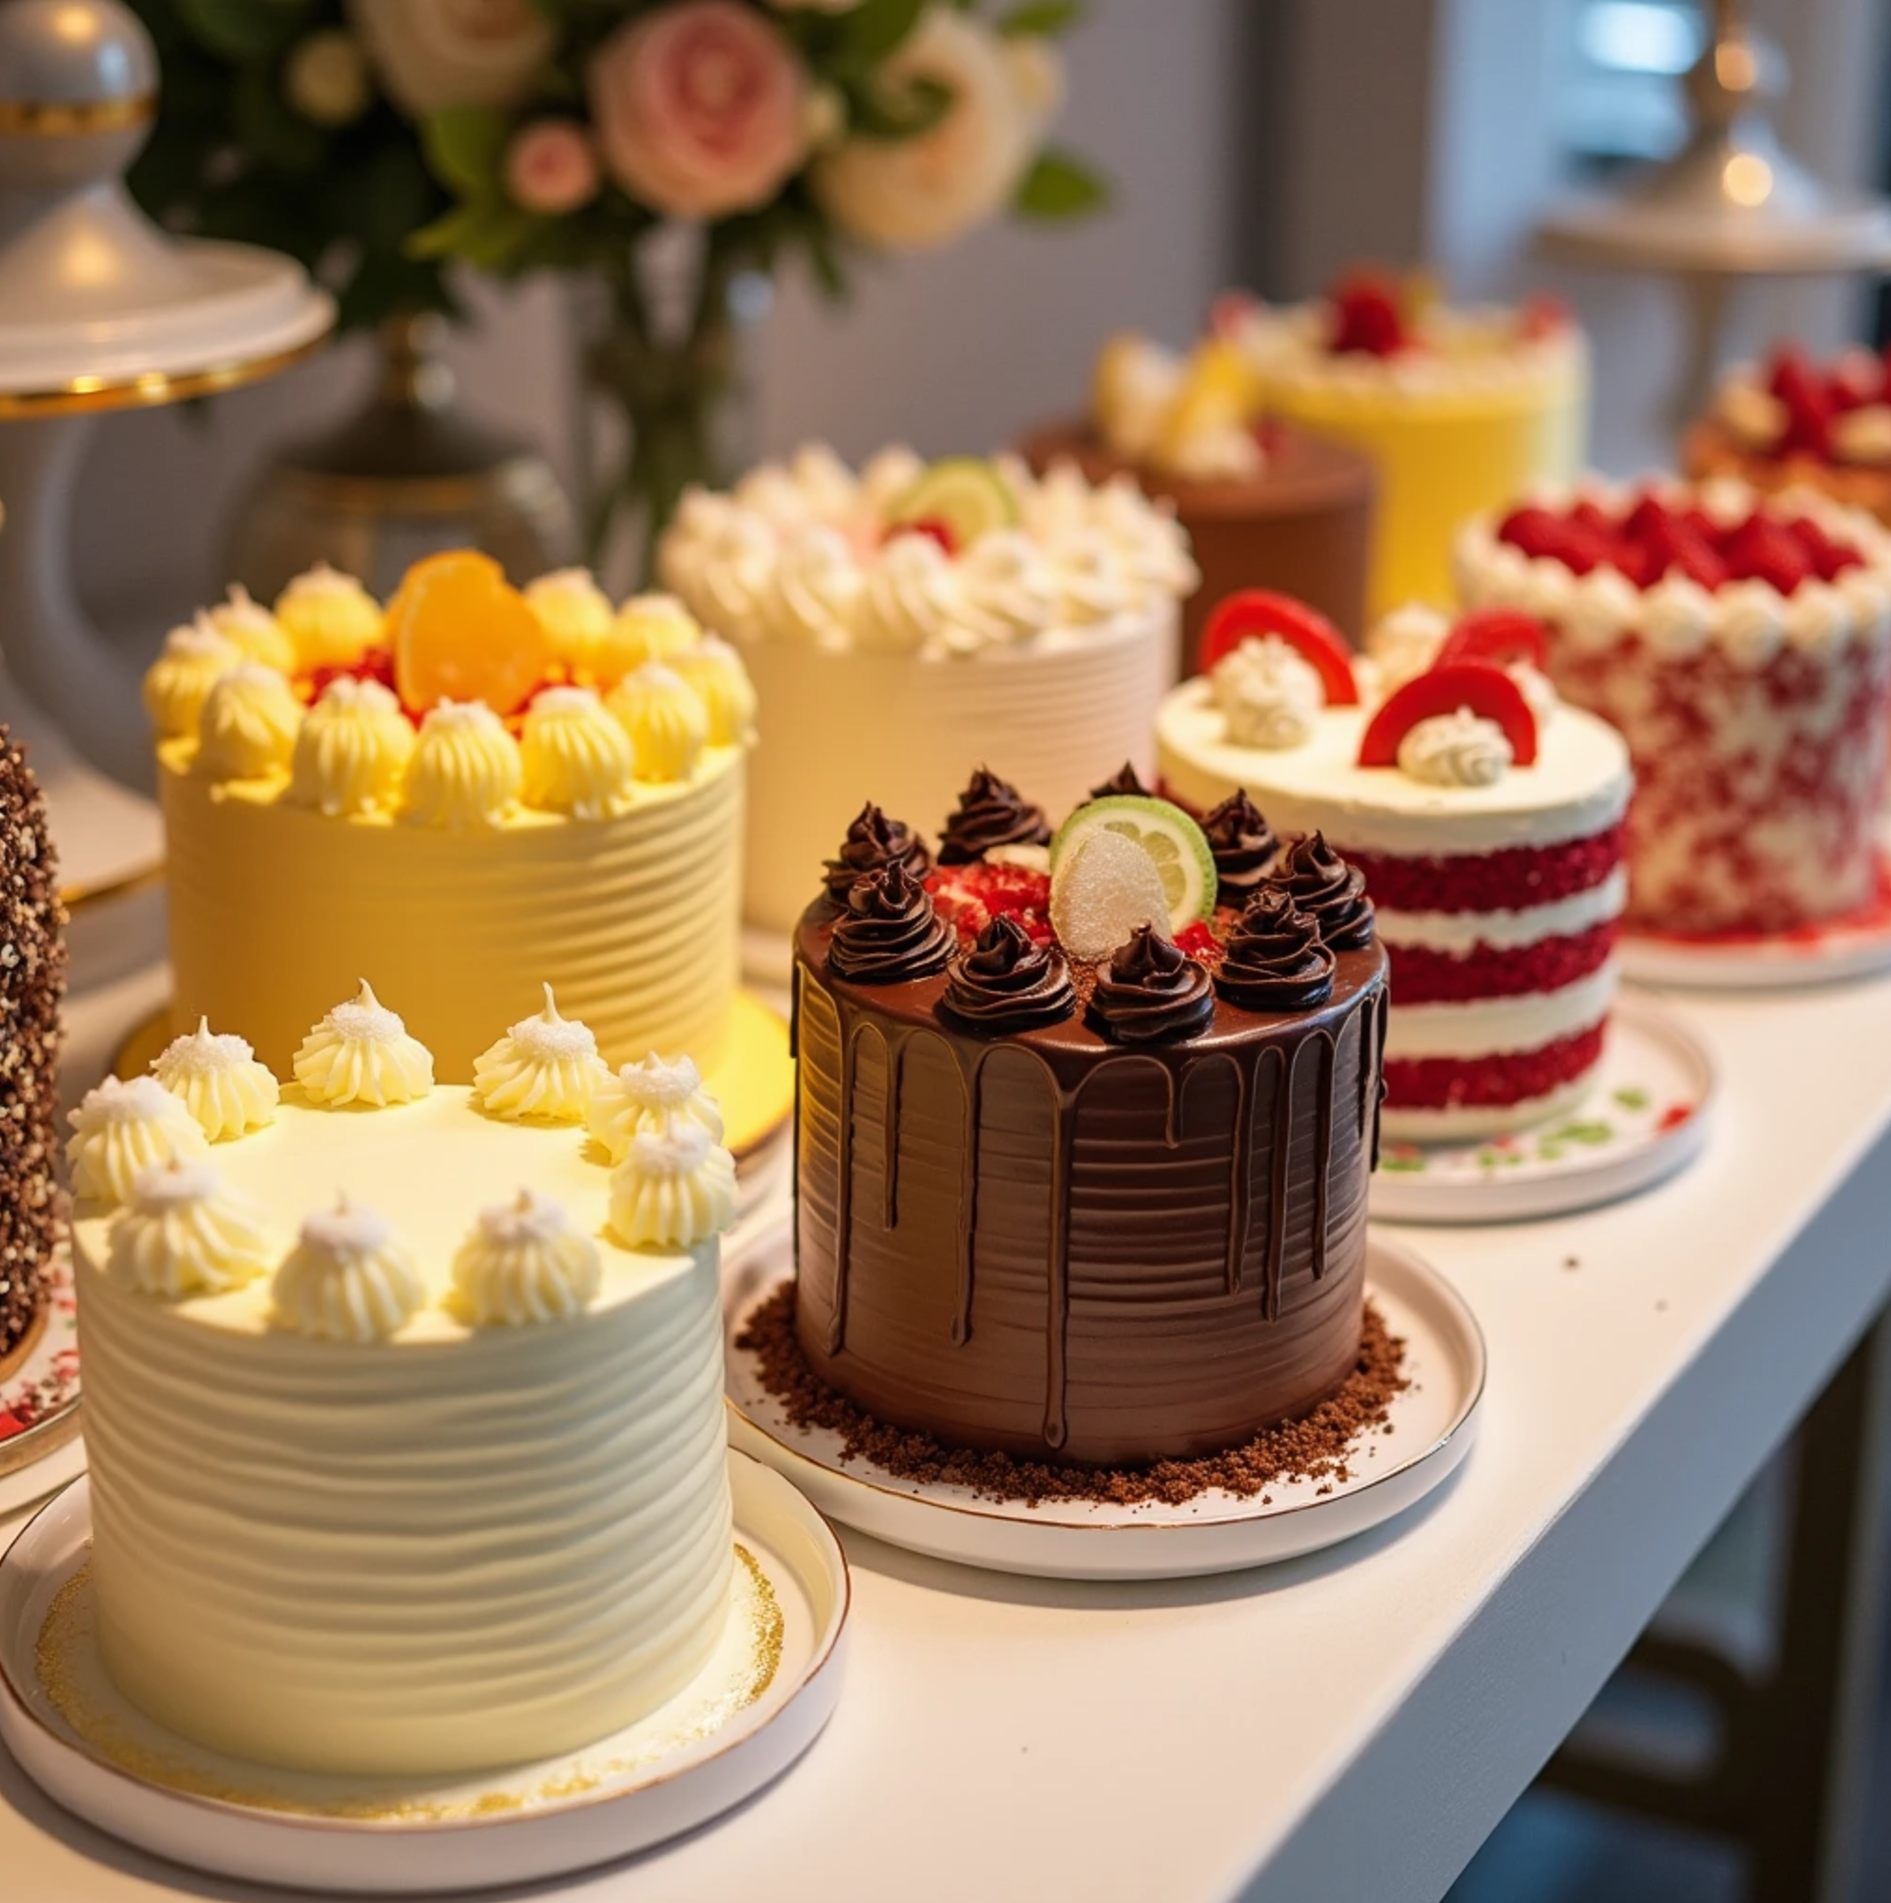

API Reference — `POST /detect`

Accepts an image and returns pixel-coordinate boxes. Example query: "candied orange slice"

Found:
[388,550,550,717]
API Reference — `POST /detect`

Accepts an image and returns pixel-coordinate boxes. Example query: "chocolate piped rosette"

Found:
[787,765,1389,1470]
[1454,478,1891,935]
[69,983,740,1780]
[1157,590,1633,1141]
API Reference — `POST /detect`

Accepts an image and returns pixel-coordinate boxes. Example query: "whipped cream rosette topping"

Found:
[152,1018,280,1141]
[67,1076,211,1205]
[1215,888,1336,1012]
[272,1197,424,1342]
[606,663,707,783]
[1266,834,1375,951]
[525,567,614,673]
[607,1122,738,1250]
[600,591,702,682]
[520,685,637,818]
[1397,707,1515,787]
[823,801,932,905]
[585,1051,725,1164]
[450,1189,601,1327]
[940,914,1075,1033]
[667,635,756,746]
[288,675,416,818]
[293,981,435,1107]
[108,1158,270,1299]
[938,766,1051,864]
[274,561,382,669]
[1201,788,1280,899]
[401,698,523,828]
[205,584,296,672]
[195,662,303,780]
[1361,603,1450,700]
[143,617,244,741]
[1088,922,1215,1044]
[472,985,609,1124]
[1214,635,1325,750]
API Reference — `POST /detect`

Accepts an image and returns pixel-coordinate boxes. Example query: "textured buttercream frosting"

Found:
[151,1018,280,1141]
[66,1076,210,1204]
[471,984,608,1123]
[292,981,435,1107]
[106,1159,269,1299]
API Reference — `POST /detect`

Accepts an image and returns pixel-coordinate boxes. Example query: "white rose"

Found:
[347,0,553,118]
[812,9,1036,250]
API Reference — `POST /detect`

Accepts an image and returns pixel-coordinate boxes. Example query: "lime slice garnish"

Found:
[888,458,1019,548]
[1050,795,1215,934]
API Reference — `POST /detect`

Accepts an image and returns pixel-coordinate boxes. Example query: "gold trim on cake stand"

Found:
[0,1254,83,1513]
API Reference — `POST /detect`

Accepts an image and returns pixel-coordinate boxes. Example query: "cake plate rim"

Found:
[0,1251,83,1518]
[1369,992,1716,1226]
[723,1234,1485,1581]
[0,1450,849,1894]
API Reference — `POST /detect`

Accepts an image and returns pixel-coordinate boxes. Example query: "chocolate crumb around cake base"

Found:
[735,1284,1408,1509]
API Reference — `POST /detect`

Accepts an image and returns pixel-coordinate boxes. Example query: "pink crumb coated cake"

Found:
[1157,592,1630,1139]
[1455,478,1891,935]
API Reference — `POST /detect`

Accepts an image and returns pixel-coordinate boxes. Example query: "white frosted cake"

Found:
[658,446,1194,937]
[69,984,738,1778]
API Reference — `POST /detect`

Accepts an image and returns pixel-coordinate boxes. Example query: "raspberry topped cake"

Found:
[657,446,1194,938]
[1686,343,1891,525]
[1455,479,1891,933]
[781,767,1388,1467]
[1219,274,1588,618]
[1157,593,1631,1139]
[146,551,754,1078]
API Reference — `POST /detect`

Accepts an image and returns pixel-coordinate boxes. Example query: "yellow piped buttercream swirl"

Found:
[151,1018,279,1141]
[606,663,707,784]
[195,662,302,781]
[519,685,637,817]
[471,984,609,1123]
[667,636,757,746]
[204,585,296,672]
[66,1076,210,1205]
[608,1123,737,1249]
[401,699,522,829]
[271,1198,424,1342]
[142,617,243,741]
[596,591,701,685]
[292,980,434,1107]
[525,568,614,675]
[108,1158,270,1299]
[275,561,383,669]
[449,1190,601,1326]
[288,675,416,818]
[585,1051,725,1165]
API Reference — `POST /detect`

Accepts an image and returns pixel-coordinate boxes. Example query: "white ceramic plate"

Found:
[1370,994,1716,1225]
[0,1255,83,1521]
[0,1453,848,1895]
[724,1235,1484,1581]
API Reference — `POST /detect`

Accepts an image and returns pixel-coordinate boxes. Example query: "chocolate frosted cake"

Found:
[0,729,64,1364]
[787,772,1388,1468]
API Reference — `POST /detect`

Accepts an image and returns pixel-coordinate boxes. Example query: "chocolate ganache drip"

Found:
[939,915,1076,1033]
[823,802,932,906]
[1216,888,1336,1011]
[1269,832,1375,950]
[1201,789,1281,902]
[828,863,956,983]
[1088,923,1216,1044]
[1088,761,1150,801]
[936,767,1051,865]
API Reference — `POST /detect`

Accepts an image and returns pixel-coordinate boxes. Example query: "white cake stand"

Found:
[0,2,332,903]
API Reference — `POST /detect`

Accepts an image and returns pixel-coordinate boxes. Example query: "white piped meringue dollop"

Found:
[954,531,1061,648]
[292,981,434,1108]
[108,1159,270,1299]
[471,985,608,1123]
[520,685,637,818]
[274,562,382,669]
[607,1123,737,1250]
[205,585,296,672]
[450,1190,601,1327]
[857,531,960,652]
[1397,708,1515,787]
[151,1018,279,1141]
[195,663,303,781]
[768,524,865,648]
[606,663,707,783]
[271,1199,424,1342]
[67,1076,211,1205]
[143,618,244,740]
[1363,604,1450,702]
[585,1052,726,1164]
[1214,635,1325,750]
[288,676,416,818]
[401,699,522,829]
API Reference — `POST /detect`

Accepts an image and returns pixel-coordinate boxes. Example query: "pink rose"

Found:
[588,1,809,220]
[505,120,600,214]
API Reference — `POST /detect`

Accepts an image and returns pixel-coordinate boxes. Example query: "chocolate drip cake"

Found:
[0,728,63,1365]
[786,774,1388,1468]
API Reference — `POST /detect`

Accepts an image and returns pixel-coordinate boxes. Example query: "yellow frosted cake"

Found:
[145,552,755,1079]
[68,983,738,1778]
[1220,276,1588,618]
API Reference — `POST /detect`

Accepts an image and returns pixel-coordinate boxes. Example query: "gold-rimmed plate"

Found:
[0,1256,82,1519]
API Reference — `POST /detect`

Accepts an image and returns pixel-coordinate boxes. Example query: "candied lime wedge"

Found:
[1048,827,1171,962]
[1050,795,1216,935]
[888,458,1019,547]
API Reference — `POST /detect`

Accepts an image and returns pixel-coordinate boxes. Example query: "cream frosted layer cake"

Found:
[1219,276,1588,619]
[657,446,1193,936]
[1456,477,1891,933]
[145,551,755,1079]
[69,983,738,1778]
[1157,595,1630,1139]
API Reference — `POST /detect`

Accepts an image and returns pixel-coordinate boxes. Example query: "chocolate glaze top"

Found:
[940,916,1075,1034]
[823,802,932,907]
[828,863,955,983]
[1089,761,1151,801]
[1217,889,1335,1011]
[936,767,1052,865]
[1202,789,1281,902]
[1269,832,1375,951]
[1088,923,1216,1044]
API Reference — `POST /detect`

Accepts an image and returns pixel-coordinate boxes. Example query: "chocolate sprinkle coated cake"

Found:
[0,729,64,1363]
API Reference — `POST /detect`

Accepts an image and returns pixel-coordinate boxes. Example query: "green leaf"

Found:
[421,106,512,197]
[408,197,536,272]
[999,1,1084,36]
[176,0,310,62]
[846,72,952,141]
[1012,147,1109,220]
[838,0,929,63]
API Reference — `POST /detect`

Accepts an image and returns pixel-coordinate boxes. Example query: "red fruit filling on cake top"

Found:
[1385,921,1616,1005]
[1326,272,1411,359]
[1497,487,1864,593]
[1345,826,1624,915]
[1739,342,1891,464]
[1383,1021,1606,1113]
[925,861,1054,944]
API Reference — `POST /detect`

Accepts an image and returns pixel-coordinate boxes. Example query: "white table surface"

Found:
[6,966,1891,1903]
